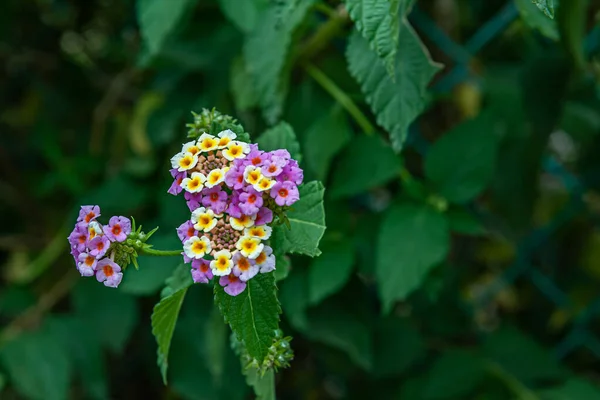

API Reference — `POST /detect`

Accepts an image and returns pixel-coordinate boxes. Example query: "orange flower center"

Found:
[200,263,209,273]
[251,157,261,165]
[255,252,267,264]
[111,225,121,236]
[187,227,195,237]
[85,212,95,223]
[268,165,277,173]
[238,258,250,271]
[103,265,114,277]
[248,194,256,203]
[210,192,219,201]
[278,189,288,197]
[85,256,95,266]
[228,273,239,283]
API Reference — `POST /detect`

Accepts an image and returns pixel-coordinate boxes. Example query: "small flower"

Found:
[244,225,272,240]
[217,129,237,148]
[77,252,97,277]
[201,186,228,214]
[225,166,245,190]
[239,187,263,215]
[198,133,219,152]
[182,141,200,155]
[88,235,110,258]
[254,177,275,192]
[96,258,123,288]
[78,205,101,224]
[219,272,247,296]
[223,141,249,161]
[184,191,203,211]
[183,236,211,259]
[271,181,299,206]
[230,214,256,231]
[191,258,213,283]
[181,171,207,193]
[232,251,259,281]
[261,158,285,177]
[191,207,218,232]
[176,221,198,242]
[168,168,186,196]
[255,246,276,273]
[272,149,291,159]
[243,165,263,186]
[205,169,226,188]
[279,159,303,185]
[246,145,265,166]
[255,207,273,225]
[104,216,131,242]
[236,235,264,259]
[210,249,233,276]
[87,221,103,241]
[172,152,199,172]
[227,192,243,218]
[68,223,89,252]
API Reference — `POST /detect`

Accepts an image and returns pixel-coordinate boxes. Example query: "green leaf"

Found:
[303,107,352,181]
[515,0,559,40]
[344,0,401,78]
[557,0,586,70]
[373,317,424,377]
[425,113,499,203]
[423,350,486,399]
[447,208,486,236]
[0,325,71,400]
[256,121,302,162]
[483,326,565,383]
[214,272,281,363]
[244,0,314,123]
[273,253,291,281]
[231,56,259,111]
[272,181,326,257]
[119,257,179,296]
[72,279,139,353]
[152,287,190,384]
[137,0,197,55]
[377,203,449,312]
[160,262,194,298]
[244,368,275,400]
[217,0,267,33]
[346,26,441,152]
[279,268,309,331]
[308,239,355,305]
[330,134,400,198]
[532,0,555,19]
[540,379,600,399]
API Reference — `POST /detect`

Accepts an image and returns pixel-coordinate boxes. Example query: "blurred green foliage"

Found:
[1,0,600,399]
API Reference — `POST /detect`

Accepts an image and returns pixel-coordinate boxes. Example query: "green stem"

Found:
[139,248,182,257]
[304,63,375,135]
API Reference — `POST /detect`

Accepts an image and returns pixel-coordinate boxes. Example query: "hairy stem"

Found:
[140,248,182,257]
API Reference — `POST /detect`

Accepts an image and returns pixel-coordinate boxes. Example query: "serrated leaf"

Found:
[377,203,449,312]
[308,239,355,305]
[160,262,194,298]
[272,181,326,257]
[217,0,267,33]
[532,0,555,19]
[256,121,302,162]
[515,0,559,40]
[244,0,314,123]
[137,0,198,55]
[303,107,352,180]
[330,134,400,198]
[344,0,401,78]
[152,287,189,384]
[245,368,275,400]
[346,26,441,152]
[214,272,281,363]
[424,113,499,203]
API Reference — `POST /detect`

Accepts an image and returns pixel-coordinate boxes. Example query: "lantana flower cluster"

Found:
[67,206,131,288]
[168,129,303,296]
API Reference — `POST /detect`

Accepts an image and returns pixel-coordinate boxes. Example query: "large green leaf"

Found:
[344,0,400,78]
[217,0,267,33]
[330,134,400,198]
[0,325,71,400]
[423,350,486,399]
[214,272,281,363]
[244,368,275,400]
[303,107,352,181]
[256,121,302,162]
[244,0,315,123]
[540,379,600,399]
[137,0,198,55]
[346,26,441,152]
[231,56,259,111]
[373,317,424,377]
[152,287,190,384]
[532,0,555,19]
[272,181,326,257]
[515,0,558,40]
[308,239,355,305]
[557,0,586,70]
[377,203,449,312]
[424,113,499,203]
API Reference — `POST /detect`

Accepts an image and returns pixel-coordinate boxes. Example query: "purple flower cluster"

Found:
[67,205,131,288]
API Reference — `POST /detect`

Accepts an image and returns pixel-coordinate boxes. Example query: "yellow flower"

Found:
[192,207,217,232]
[198,133,218,152]
[217,129,237,149]
[183,236,211,259]
[182,141,200,156]
[210,250,233,276]
[223,141,249,161]
[172,152,198,172]
[180,172,207,193]
[87,221,103,241]
[205,169,225,188]
[244,225,272,240]
[243,165,263,186]
[253,177,275,192]
[235,236,264,259]
[230,214,256,231]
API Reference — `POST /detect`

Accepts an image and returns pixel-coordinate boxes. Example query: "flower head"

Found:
[219,272,247,296]
[104,216,131,242]
[77,252,97,277]
[96,258,123,288]
[78,205,101,224]
[271,181,299,206]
